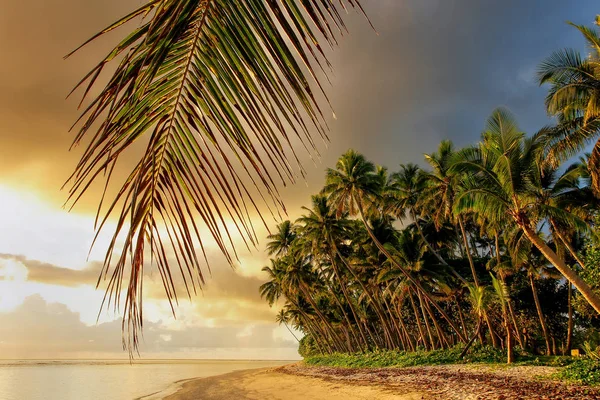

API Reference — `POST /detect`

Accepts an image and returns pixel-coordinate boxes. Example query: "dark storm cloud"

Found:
[1,0,597,209]
[1,0,599,339]
[319,0,598,170]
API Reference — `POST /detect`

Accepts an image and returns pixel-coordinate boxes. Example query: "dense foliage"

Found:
[261,18,600,365]
[305,346,506,368]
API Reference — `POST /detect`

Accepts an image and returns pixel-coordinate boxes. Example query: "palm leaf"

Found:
[64,0,372,352]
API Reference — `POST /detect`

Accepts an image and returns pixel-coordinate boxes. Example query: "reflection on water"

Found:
[0,359,291,400]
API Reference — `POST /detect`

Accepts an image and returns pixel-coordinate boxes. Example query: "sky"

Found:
[0,0,598,359]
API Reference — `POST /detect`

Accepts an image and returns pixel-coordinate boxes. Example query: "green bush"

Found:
[298,335,320,358]
[305,345,505,368]
[556,359,600,385]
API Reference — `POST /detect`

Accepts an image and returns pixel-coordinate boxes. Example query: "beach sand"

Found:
[166,363,600,400]
[166,366,425,399]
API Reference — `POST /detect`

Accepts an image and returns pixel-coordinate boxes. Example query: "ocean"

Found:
[0,359,292,400]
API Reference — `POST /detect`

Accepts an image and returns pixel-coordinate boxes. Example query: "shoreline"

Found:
[162,363,600,400]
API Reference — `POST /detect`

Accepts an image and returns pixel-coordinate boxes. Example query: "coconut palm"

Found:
[491,274,514,364]
[452,108,600,314]
[296,195,371,350]
[276,309,300,342]
[64,0,373,348]
[460,283,490,358]
[266,221,298,257]
[324,150,467,342]
[538,18,600,195]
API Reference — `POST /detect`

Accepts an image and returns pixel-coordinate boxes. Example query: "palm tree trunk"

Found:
[417,290,438,349]
[326,280,361,351]
[459,216,480,286]
[284,322,300,342]
[327,252,369,350]
[567,283,573,354]
[424,295,450,349]
[460,317,482,359]
[521,223,600,315]
[550,219,586,269]
[284,295,328,353]
[455,296,469,339]
[382,294,404,349]
[460,216,497,347]
[332,241,396,349]
[502,303,514,364]
[529,273,552,355]
[505,286,524,349]
[396,300,416,352]
[300,283,347,352]
[408,288,429,350]
[354,194,467,342]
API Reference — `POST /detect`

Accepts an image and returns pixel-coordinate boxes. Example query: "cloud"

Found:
[0,295,297,359]
[0,253,269,305]
[0,254,101,287]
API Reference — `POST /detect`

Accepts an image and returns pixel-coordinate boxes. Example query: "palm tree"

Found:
[460,283,490,358]
[491,274,514,364]
[452,108,600,315]
[296,195,371,350]
[421,140,499,346]
[538,18,600,195]
[324,150,467,342]
[266,221,298,257]
[64,1,373,348]
[276,309,300,342]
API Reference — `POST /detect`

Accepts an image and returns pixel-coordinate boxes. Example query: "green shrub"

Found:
[305,345,506,368]
[556,359,600,385]
[298,335,320,358]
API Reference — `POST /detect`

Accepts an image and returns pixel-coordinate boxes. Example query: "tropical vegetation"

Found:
[64,0,600,362]
[261,17,600,364]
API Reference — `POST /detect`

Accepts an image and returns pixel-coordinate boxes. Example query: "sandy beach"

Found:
[166,363,600,400]
[165,366,425,399]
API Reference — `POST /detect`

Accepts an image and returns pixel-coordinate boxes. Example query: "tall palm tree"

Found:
[324,150,467,342]
[421,140,499,346]
[266,220,298,257]
[452,108,600,314]
[296,195,371,349]
[65,0,373,348]
[276,309,300,342]
[491,274,514,364]
[538,18,600,195]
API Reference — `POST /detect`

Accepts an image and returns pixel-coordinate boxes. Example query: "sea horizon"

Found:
[0,359,292,400]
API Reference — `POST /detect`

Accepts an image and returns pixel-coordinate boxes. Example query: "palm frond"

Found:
[65,0,372,352]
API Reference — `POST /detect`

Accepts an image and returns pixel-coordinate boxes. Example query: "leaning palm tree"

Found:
[324,150,467,342]
[276,309,300,342]
[64,1,373,350]
[538,17,600,194]
[452,108,600,314]
[460,283,490,358]
[296,195,371,350]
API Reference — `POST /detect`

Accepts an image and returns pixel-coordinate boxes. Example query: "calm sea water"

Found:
[0,359,292,400]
